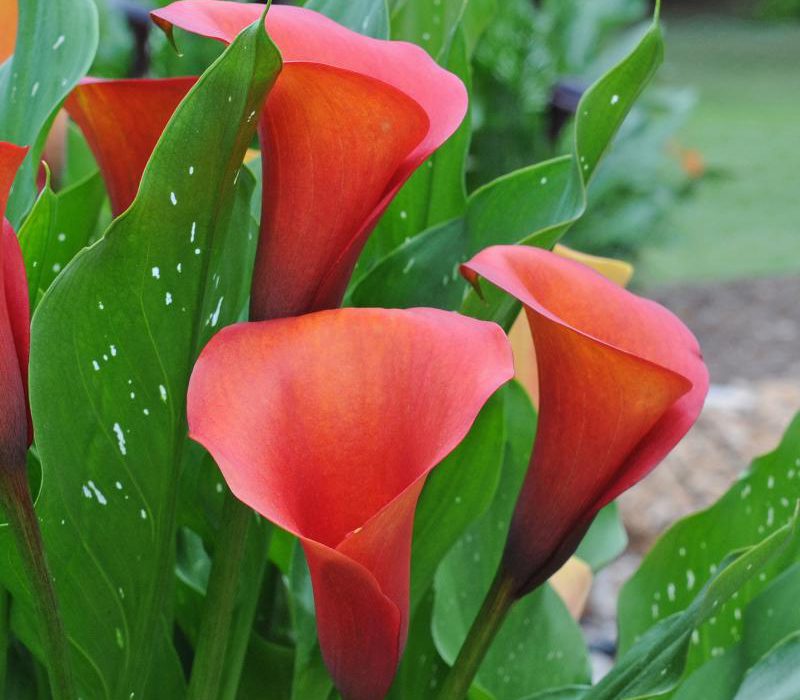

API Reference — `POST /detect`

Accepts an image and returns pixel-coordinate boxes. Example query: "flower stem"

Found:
[437,567,517,700]
[187,489,270,700]
[0,464,74,700]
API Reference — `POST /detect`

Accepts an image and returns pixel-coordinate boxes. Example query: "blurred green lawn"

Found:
[636,16,800,286]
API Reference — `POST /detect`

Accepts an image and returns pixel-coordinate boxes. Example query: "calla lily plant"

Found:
[1,3,792,700]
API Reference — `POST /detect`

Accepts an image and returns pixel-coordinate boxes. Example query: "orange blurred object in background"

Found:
[0,0,17,63]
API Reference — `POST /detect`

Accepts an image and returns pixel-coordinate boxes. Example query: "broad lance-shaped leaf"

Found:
[348,9,663,323]
[584,509,798,700]
[18,168,105,307]
[0,0,98,225]
[0,17,282,699]
[618,412,800,677]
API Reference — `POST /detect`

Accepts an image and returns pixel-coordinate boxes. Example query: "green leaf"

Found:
[461,17,664,327]
[237,636,295,700]
[433,382,590,699]
[18,169,105,307]
[350,15,663,323]
[388,590,448,699]
[733,632,800,700]
[575,503,628,571]
[618,413,800,675]
[349,217,468,309]
[355,10,472,284]
[520,688,591,700]
[304,0,390,39]
[671,651,744,700]
[586,510,799,700]
[0,0,98,224]
[410,390,506,611]
[0,16,283,699]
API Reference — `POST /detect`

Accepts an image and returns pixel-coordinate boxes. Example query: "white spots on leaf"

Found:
[540,176,548,185]
[686,569,696,590]
[610,94,620,105]
[767,507,775,527]
[82,485,92,499]
[151,266,160,279]
[215,483,223,493]
[678,546,687,557]
[767,475,775,489]
[246,109,257,122]
[31,82,40,97]
[57,232,66,242]
[399,210,408,220]
[176,263,182,273]
[402,258,415,274]
[115,481,123,490]
[194,248,201,256]
[159,385,167,402]
[129,392,135,400]
[143,408,150,416]
[209,297,224,327]
[87,480,107,505]
[691,630,700,645]
[741,484,752,499]
[112,423,127,455]
[170,191,177,206]
[667,583,676,602]
[190,221,197,243]
[52,35,65,50]
[139,509,147,520]
[189,165,195,176]
[98,301,105,310]
[92,360,100,371]
[52,263,61,273]
[165,292,173,306]
[110,345,117,357]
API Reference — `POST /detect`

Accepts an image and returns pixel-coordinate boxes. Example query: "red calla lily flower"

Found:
[64,77,196,215]
[0,141,31,465]
[462,245,709,596]
[187,308,513,700]
[151,1,468,320]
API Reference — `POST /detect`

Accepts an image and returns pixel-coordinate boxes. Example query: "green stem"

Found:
[0,464,74,700]
[437,568,517,700]
[187,490,269,700]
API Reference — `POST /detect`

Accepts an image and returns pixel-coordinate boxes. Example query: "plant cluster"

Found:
[0,2,798,700]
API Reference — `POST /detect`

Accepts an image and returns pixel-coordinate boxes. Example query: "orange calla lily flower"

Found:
[509,244,634,408]
[0,141,31,464]
[186,308,513,700]
[462,245,708,595]
[0,0,16,63]
[151,1,467,320]
[64,78,197,215]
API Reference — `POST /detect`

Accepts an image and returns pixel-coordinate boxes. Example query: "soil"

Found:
[583,275,800,676]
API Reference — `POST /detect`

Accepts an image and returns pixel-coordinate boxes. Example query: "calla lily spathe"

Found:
[0,141,31,467]
[462,245,709,595]
[153,1,468,320]
[65,77,197,215]
[186,308,513,700]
